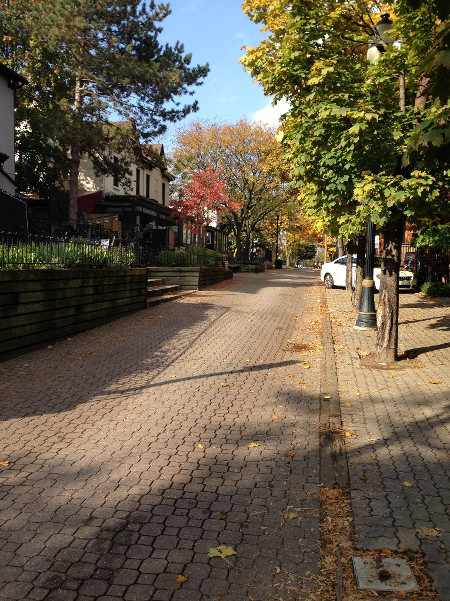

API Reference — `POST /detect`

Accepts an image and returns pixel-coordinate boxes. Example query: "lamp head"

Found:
[374,13,394,47]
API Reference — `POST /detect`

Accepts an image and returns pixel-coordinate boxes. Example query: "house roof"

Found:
[0,63,28,89]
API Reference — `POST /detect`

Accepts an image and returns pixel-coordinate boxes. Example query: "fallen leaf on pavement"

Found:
[176,575,188,583]
[403,481,413,487]
[221,382,228,387]
[208,545,237,559]
[0,460,10,466]
[429,380,441,384]
[285,451,296,458]
[417,527,440,537]
[198,444,205,449]
[248,442,259,448]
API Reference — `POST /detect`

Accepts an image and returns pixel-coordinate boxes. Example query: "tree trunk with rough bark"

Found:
[337,237,344,259]
[375,215,404,363]
[69,77,82,229]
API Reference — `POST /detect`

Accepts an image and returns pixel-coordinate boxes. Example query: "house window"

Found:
[113,156,119,188]
[146,174,150,198]
[136,168,141,195]
[162,182,166,205]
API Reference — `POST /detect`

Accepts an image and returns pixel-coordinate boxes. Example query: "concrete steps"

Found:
[147,277,196,307]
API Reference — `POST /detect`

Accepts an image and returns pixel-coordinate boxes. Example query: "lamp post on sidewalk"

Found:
[355,13,396,331]
[275,210,280,260]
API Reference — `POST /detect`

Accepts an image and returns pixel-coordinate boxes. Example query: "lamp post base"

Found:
[355,278,377,330]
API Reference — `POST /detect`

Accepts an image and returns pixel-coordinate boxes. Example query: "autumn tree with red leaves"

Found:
[171,166,242,234]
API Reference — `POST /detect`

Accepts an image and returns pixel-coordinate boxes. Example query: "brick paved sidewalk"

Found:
[0,270,323,601]
[324,287,450,600]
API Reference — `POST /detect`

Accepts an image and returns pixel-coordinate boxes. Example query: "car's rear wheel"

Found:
[324,273,334,289]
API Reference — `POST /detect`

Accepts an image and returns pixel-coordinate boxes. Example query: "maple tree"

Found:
[241,0,450,362]
[171,119,291,261]
[170,166,242,234]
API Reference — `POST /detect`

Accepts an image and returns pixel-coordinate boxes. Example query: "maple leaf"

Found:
[176,575,188,583]
[208,545,237,559]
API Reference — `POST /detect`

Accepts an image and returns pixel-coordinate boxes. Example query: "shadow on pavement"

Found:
[0,389,321,601]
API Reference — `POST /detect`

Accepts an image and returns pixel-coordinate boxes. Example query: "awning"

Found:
[78,191,102,213]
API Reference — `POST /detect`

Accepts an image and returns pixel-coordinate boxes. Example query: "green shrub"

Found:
[155,246,223,267]
[0,241,135,269]
[420,281,450,297]
[156,249,192,266]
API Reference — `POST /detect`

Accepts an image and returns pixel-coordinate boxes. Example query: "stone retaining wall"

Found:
[0,269,147,360]
[146,266,233,290]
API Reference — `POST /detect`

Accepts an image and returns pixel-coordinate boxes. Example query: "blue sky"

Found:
[157,0,288,149]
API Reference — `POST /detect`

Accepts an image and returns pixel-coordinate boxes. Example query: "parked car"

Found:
[320,256,417,290]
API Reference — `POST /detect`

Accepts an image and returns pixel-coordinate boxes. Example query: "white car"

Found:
[320,256,416,291]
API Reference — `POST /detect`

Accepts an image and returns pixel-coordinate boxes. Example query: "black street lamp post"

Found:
[355,216,377,329]
[275,210,280,260]
[355,13,395,330]
[275,210,283,269]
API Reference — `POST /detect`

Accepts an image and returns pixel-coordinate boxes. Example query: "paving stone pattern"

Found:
[326,288,450,601]
[0,270,323,601]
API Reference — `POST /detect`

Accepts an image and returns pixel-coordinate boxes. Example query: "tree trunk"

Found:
[69,77,82,230]
[336,237,344,259]
[244,236,251,262]
[375,215,404,363]
[69,144,80,229]
[235,223,243,262]
[353,235,365,309]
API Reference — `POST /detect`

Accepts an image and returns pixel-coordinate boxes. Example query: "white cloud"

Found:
[251,99,290,127]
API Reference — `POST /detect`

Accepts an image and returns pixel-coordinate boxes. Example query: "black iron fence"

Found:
[1,233,227,270]
[0,233,136,269]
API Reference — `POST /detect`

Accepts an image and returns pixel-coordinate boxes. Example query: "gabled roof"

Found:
[0,63,27,89]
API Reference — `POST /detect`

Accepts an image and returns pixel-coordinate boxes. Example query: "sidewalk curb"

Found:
[319,286,350,490]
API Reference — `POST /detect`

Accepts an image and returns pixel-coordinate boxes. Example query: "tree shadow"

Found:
[0,300,222,421]
[0,388,322,601]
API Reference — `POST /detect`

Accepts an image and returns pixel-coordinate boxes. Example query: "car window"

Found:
[335,257,346,265]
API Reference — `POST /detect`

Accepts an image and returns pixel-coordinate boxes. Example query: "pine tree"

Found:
[1,0,209,225]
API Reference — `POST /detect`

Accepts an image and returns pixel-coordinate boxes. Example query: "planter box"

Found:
[146,266,233,290]
[0,268,147,360]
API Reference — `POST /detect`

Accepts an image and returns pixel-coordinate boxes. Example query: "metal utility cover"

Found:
[352,556,419,591]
